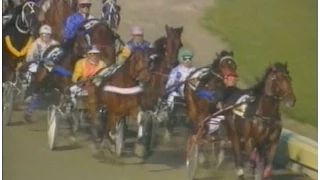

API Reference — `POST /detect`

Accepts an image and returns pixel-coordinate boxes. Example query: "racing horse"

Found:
[228,62,296,180]
[3,1,41,124]
[139,25,184,110]
[101,0,121,31]
[38,0,77,42]
[24,19,121,121]
[84,48,155,158]
[3,1,41,83]
[183,50,238,172]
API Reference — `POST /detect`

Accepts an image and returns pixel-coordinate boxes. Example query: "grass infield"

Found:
[202,0,317,126]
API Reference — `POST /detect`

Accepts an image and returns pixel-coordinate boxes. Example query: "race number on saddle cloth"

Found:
[117,25,151,64]
[165,48,196,110]
[63,0,95,42]
[69,46,106,104]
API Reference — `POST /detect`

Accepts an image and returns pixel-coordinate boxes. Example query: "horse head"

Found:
[16,1,41,37]
[164,24,183,68]
[127,48,154,84]
[263,62,296,108]
[101,0,121,30]
[74,19,121,65]
[212,50,237,78]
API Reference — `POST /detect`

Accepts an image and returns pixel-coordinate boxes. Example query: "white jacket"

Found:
[165,65,196,97]
[25,38,59,62]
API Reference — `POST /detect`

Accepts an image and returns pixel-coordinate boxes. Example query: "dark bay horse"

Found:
[101,0,121,31]
[84,48,155,158]
[72,19,122,65]
[38,0,77,42]
[229,62,296,180]
[3,1,41,83]
[183,51,238,171]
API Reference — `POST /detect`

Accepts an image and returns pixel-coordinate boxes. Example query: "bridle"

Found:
[15,2,39,34]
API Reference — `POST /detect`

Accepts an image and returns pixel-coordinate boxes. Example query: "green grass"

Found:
[202,0,317,126]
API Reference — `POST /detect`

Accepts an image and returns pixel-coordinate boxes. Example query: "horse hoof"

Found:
[23,113,33,124]
[163,131,171,143]
[14,104,26,111]
[107,141,116,153]
[216,150,225,168]
[263,165,272,178]
[134,142,146,158]
[68,135,76,142]
[90,142,101,154]
[198,152,205,165]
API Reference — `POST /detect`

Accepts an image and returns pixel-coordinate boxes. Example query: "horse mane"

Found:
[153,36,166,54]
[250,62,289,94]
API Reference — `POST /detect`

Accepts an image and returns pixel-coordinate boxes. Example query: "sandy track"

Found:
[3,0,314,180]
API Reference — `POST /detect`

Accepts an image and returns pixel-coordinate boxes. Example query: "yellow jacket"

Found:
[72,58,106,83]
[117,45,131,63]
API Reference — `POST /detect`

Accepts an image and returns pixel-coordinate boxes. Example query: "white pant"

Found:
[167,91,181,111]
[69,85,88,104]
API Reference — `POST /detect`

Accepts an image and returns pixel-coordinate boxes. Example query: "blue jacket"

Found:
[126,40,151,52]
[63,13,87,40]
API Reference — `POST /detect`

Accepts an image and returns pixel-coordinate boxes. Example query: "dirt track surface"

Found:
[3,0,314,180]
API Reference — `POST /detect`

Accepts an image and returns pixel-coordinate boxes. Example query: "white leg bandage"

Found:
[69,85,82,105]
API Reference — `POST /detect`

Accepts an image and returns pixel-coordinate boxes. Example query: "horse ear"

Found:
[165,24,169,34]
[178,26,184,35]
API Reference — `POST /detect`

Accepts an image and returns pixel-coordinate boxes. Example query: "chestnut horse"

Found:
[84,48,155,158]
[24,19,121,121]
[38,0,77,42]
[228,62,296,180]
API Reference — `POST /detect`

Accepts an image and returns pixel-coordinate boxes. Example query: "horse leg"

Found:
[85,85,103,143]
[105,113,117,153]
[226,115,245,180]
[134,110,148,158]
[163,96,175,142]
[263,129,281,179]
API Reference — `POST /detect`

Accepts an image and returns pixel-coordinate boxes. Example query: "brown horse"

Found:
[139,25,184,111]
[84,47,155,158]
[163,25,184,68]
[228,62,296,180]
[72,19,122,66]
[38,0,77,42]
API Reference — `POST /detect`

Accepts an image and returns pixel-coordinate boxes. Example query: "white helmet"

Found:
[78,0,91,4]
[87,45,100,54]
[39,24,52,35]
[131,25,143,35]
